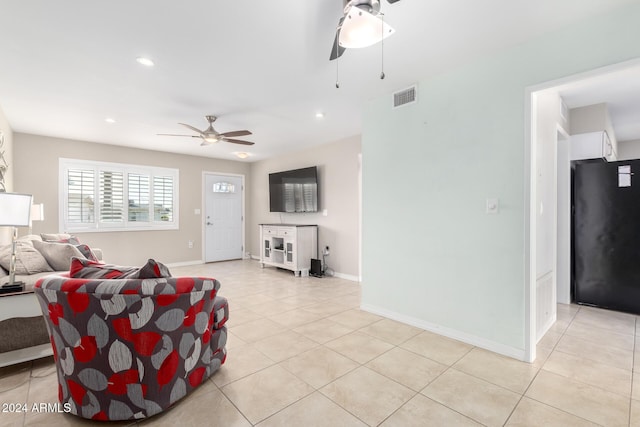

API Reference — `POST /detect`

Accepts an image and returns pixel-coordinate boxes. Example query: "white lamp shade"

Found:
[0,193,33,226]
[338,6,395,49]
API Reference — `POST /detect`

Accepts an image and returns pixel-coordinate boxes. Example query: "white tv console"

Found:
[259,224,318,276]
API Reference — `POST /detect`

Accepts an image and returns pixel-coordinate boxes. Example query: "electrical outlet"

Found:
[188,240,194,249]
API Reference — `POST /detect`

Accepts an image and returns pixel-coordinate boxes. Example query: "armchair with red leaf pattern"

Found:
[34,274,228,421]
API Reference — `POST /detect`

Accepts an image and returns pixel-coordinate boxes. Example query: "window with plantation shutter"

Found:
[67,169,95,224]
[60,158,179,232]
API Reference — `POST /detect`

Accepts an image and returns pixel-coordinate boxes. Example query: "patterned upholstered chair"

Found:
[34,274,228,421]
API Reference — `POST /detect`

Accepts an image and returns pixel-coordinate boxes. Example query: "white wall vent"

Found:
[392,84,417,109]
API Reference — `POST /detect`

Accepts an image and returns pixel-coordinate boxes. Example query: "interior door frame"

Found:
[524,57,640,363]
[201,171,246,262]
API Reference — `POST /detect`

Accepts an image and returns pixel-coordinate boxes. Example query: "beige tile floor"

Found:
[1,259,640,426]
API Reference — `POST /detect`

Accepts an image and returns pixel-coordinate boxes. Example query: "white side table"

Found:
[0,290,53,367]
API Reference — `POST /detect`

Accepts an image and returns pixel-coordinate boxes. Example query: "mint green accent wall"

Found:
[362,3,640,352]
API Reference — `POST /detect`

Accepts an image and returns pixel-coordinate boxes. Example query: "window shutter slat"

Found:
[67,169,95,223]
[154,176,173,221]
[128,173,150,222]
[99,171,124,223]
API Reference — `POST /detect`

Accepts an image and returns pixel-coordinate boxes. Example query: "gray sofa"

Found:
[0,234,103,355]
[0,234,103,290]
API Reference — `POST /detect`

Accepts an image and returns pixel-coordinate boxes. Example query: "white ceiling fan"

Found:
[158,115,255,146]
[330,0,401,60]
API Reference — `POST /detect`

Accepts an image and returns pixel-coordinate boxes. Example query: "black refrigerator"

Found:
[573,159,640,314]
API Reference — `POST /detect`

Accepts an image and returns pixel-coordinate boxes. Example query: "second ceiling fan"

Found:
[159,115,255,146]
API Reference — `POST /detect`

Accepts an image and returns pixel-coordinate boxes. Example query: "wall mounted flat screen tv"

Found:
[269,166,318,213]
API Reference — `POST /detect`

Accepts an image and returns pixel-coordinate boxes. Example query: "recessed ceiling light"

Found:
[315,112,325,119]
[233,152,250,159]
[136,56,155,67]
[105,118,116,124]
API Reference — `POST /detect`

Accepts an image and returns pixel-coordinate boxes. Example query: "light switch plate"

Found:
[486,198,499,214]
[194,208,201,215]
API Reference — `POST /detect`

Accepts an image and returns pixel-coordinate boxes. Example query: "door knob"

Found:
[206,222,213,225]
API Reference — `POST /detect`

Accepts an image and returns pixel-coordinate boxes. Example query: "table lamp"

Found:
[0,192,33,292]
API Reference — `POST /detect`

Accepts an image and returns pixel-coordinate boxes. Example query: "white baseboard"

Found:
[247,256,359,282]
[168,257,257,268]
[165,260,205,268]
[360,303,527,362]
[332,272,360,282]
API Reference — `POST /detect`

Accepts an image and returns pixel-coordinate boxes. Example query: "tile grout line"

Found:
[385,345,493,426]
[548,306,637,402]
[501,304,598,426]
[264,333,435,427]
[243,339,392,426]
[216,285,368,425]
[210,377,257,426]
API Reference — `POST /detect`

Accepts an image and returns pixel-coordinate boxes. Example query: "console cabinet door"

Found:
[284,238,295,267]
[263,238,271,261]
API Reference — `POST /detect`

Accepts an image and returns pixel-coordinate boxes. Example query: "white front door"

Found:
[204,174,243,262]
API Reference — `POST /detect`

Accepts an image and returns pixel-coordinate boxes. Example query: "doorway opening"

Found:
[526,58,640,362]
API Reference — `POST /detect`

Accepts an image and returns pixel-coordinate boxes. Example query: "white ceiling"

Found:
[557,64,640,142]
[0,0,637,161]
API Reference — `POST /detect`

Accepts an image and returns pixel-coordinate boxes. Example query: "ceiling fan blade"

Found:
[220,130,252,138]
[330,33,346,60]
[223,138,255,146]
[157,133,200,138]
[178,123,205,135]
[387,0,401,3]
[329,17,346,61]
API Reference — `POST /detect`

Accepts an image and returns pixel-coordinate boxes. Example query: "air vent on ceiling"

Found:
[392,84,417,109]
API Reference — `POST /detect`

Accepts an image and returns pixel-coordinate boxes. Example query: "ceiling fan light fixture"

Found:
[203,135,219,143]
[338,6,395,48]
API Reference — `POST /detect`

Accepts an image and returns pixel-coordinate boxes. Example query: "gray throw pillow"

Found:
[136,259,172,279]
[69,257,139,279]
[32,240,85,271]
[0,241,53,275]
[40,233,73,242]
[18,234,43,243]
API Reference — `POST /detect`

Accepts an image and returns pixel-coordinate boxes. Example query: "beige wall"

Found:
[10,131,360,275]
[13,133,251,266]
[248,135,361,279]
[0,105,14,245]
[617,139,640,160]
[570,103,618,155]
